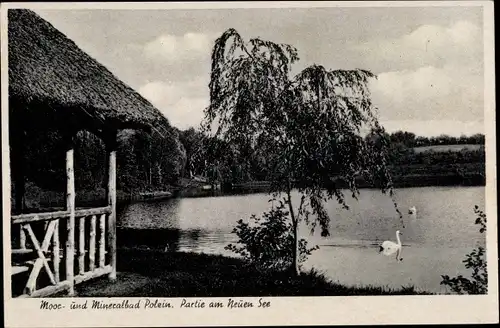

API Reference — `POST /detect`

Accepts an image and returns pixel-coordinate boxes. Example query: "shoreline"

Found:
[13,172,485,211]
[53,249,435,297]
[178,173,485,198]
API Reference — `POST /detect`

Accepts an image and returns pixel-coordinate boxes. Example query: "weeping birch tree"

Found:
[203,29,401,275]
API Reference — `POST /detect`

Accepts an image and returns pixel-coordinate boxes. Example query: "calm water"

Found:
[118,186,485,294]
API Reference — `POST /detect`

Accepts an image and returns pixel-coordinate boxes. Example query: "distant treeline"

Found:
[13,123,485,210]
[177,128,486,186]
[390,131,485,148]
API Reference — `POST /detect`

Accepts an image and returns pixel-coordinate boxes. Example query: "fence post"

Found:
[53,220,60,283]
[89,215,96,271]
[78,217,85,275]
[106,131,117,281]
[65,134,76,295]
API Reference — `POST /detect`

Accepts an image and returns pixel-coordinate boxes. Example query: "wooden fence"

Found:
[10,134,118,298]
[11,206,115,298]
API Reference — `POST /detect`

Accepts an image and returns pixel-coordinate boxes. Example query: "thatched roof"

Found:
[8,9,170,136]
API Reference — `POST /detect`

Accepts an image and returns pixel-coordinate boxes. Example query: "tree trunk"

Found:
[292,217,299,276]
[149,166,152,186]
[157,163,162,185]
[286,188,300,276]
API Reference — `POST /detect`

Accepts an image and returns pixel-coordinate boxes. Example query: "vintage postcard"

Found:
[2,1,498,327]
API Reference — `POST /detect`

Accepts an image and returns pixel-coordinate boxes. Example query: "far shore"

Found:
[178,173,485,198]
[12,171,484,213]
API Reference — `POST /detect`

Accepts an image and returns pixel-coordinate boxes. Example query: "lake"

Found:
[118,186,486,294]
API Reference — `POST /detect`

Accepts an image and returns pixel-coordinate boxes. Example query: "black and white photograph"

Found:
[2,1,497,326]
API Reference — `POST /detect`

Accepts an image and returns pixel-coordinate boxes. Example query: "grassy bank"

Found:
[72,249,433,297]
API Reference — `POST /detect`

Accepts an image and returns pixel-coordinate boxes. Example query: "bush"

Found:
[225,200,319,271]
[440,205,487,294]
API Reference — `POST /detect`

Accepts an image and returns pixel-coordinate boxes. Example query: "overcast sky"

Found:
[34,6,484,137]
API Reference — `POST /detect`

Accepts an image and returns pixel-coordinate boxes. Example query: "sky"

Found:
[34,5,485,137]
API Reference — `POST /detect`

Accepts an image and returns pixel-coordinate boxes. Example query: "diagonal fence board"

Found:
[12,208,112,297]
[23,221,57,294]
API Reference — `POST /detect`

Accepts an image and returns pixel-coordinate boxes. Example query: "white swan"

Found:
[408,206,417,215]
[379,230,403,261]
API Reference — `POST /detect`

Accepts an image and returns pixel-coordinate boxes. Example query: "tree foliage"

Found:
[203,29,402,273]
[225,199,319,272]
[178,127,206,178]
[179,126,485,188]
[441,205,488,294]
[13,120,187,210]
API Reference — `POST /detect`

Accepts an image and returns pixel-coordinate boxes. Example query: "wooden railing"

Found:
[10,130,118,298]
[11,206,113,298]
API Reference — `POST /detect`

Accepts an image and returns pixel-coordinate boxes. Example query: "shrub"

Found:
[225,200,319,271]
[440,205,487,294]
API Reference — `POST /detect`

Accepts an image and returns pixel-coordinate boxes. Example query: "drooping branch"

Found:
[203,28,403,239]
[205,29,299,142]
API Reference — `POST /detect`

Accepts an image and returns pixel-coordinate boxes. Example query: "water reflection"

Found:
[118,199,238,255]
[187,229,201,242]
[117,226,237,256]
[117,187,485,293]
[118,227,181,252]
[118,187,485,251]
[119,199,182,230]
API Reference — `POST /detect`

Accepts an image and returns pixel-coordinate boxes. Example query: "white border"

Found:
[2,1,498,327]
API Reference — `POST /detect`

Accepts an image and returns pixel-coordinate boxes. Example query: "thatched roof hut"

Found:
[8,9,169,137]
[8,10,182,296]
